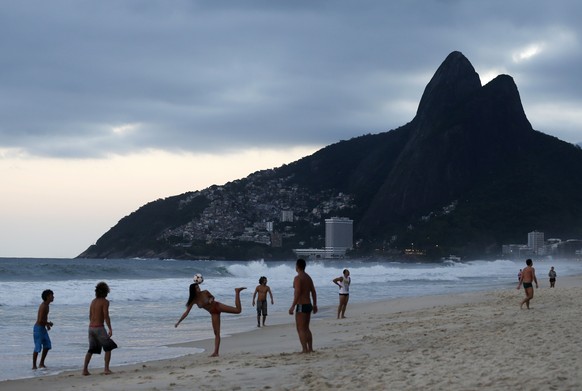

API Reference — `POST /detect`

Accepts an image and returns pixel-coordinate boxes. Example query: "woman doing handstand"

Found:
[175,275,246,357]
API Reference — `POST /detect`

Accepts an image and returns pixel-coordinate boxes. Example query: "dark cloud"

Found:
[1,0,581,158]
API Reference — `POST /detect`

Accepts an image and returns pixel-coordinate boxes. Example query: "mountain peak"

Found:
[78,51,582,260]
[415,51,481,123]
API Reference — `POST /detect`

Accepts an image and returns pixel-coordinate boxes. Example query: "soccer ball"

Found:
[193,273,204,284]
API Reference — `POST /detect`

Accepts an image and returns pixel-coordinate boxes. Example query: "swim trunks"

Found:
[256,300,268,316]
[87,326,118,354]
[522,282,533,289]
[33,324,52,353]
[295,303,313,313]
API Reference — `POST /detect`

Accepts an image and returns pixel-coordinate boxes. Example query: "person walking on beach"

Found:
[83,282,118,376]
[32,289,54,370]
[289,258,317,353]
[333,269,351,319]
[548,266,557,288]
[175,275,246,357]
[517,259,538,309]
[252,276,274,327]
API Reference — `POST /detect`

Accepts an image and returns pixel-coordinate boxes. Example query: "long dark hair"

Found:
[186,283,198,307]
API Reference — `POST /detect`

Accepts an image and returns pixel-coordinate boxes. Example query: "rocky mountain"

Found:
[78,51,582,260]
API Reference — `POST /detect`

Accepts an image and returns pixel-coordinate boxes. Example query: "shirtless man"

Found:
[32,289,54,369]
[517,259,539,309]
[252,276,274,327]
[83,282,118,375]
[289,258,318,353]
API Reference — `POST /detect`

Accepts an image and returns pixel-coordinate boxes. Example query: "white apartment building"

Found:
[293,217,354,259]
[528,231,545,254]
[325,217,353,252]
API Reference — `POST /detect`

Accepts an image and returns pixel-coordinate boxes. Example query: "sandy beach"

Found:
[3,276,581,391]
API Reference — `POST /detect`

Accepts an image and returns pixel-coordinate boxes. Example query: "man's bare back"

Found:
[89,298,111,329]
[518,259,538,309]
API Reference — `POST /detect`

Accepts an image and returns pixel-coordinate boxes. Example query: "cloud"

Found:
[1,0,581,161]
[3,0,582,258]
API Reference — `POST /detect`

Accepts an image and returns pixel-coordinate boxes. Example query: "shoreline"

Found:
[3,276,582,390]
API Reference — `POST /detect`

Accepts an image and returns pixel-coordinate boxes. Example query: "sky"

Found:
[1,1,581,258]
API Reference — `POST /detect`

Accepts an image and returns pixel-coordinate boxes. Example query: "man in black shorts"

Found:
[517,259,538,309]
[289,259,318,353]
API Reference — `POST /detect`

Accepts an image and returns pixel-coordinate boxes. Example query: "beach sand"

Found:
[3,276,581,391]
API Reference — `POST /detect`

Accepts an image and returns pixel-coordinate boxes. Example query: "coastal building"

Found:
[528,231,545,254]
[502,231,546,258]
[501,244,533,258]
[293,217,354,259]
[325,217,353,252]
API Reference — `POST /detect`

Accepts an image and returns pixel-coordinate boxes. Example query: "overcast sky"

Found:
[2,1,581,258]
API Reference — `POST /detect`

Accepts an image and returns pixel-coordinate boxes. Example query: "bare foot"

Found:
[39,365,47,369]
[235,287,247,293]
[82,370,91,376]
[32,366,37,370]
[103,369,112,375]
[210,352,219,357]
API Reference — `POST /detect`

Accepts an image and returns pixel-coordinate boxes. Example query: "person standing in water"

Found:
[517,259,539,309]
[175,275,246,357]
[333,269,351,319]
[32,289,54,370]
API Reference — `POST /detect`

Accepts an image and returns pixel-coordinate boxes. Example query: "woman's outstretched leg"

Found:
[216,287,246,314]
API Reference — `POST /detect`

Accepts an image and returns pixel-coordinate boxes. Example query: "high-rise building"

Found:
[528,231,545,254]
[293,217,354,259]
[325,217,353,251]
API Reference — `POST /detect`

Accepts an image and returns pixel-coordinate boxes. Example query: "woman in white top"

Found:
[333,269,351,319]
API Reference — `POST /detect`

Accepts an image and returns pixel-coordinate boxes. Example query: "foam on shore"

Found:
[3,276,581,390]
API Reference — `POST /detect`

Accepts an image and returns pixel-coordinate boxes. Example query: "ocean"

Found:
[1,256,581,381]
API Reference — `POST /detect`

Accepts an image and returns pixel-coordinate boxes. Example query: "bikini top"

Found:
[196,290,215,307]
